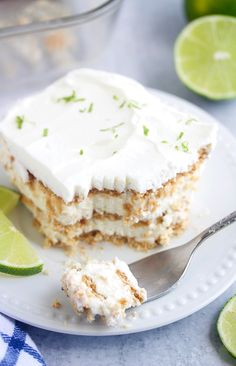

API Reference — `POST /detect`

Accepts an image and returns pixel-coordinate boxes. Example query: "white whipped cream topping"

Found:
[0,69,217,202]
[61,258,147,326]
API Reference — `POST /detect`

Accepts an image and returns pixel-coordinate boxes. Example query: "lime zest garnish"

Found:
[119,101,126,109]
[181,141,189,152]
[100,122,125,140]
[177,131,184,140]
[42,128,49,137]
[113,96,145,110]
[175,141,189,152]
[143,125,149,136]
[16,115,24,129]
[185,118,197,125]
[88,103,94,113]
[100,122,125,133]
[127,100,143,110]
[57,90,85,103]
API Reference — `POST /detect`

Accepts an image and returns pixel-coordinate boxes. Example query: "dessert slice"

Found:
[0,69,217,249]
[61,258,147,326]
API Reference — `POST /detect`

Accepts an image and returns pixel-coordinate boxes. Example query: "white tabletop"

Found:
[11,0,236,364]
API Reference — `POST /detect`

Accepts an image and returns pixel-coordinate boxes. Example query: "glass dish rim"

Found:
[0,0,123,39]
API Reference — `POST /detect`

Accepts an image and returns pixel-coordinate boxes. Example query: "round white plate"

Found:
[0,90,236,336]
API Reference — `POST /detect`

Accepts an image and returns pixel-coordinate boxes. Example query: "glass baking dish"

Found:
[0,0,122,91]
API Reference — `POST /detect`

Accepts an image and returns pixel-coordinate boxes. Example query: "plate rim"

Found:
[1,272,236,337]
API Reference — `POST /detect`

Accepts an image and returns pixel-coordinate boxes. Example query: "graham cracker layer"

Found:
[34,218,188,251]
[1,139,210,226]
[23,194,189,250]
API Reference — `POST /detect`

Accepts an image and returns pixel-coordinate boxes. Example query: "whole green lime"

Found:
[185,0,236,21]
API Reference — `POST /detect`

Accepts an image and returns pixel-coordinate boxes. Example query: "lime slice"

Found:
[175,16,236,100]
[217,295,236,358]
[0,211,43,276]
[0,185,20,214]
[185,0,236,21]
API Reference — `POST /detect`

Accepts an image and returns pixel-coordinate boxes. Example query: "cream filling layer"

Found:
[24,197,189,244]
[1,139,195,226]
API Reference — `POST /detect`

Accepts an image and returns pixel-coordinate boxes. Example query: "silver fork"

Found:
[130,211,236,302]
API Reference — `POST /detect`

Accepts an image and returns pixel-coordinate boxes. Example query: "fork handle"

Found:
[192,211,236,249]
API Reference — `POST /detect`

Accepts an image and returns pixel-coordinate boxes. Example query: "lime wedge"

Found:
[175,16,236,100]
[0,185,20,214]
[217,295,236,358]
[0,211,43,276]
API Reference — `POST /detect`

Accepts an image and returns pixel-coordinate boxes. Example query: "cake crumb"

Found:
[52,300,62,309]
[63,245,77,257]
[43,238,52,249]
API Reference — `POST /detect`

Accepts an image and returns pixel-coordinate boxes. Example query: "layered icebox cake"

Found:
[0,69,217,250]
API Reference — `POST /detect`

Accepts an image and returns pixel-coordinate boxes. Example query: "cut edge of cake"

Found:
[0,136,212,250]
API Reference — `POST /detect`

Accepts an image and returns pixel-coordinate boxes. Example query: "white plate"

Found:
[0,89,236,336]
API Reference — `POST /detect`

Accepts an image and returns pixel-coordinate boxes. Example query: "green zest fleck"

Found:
[100,122,125,133]
[100,122,125,139]
[79,108,86,113]
[114,96,145,110]
[177,131,184,140]
[175,131,189,152]
[57,90,85,103]
[143,125,149,136]
[79,149,84,156]
[161,140,168,144]
[181,141,189,152]
[88,103,93,113]
[185,118,197,125]
[119,101,126,109]
[127,100,143,110]
[43,128,49,137]
[16,115,24,129]
[112,151,117,155]
[175,141,189,152]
